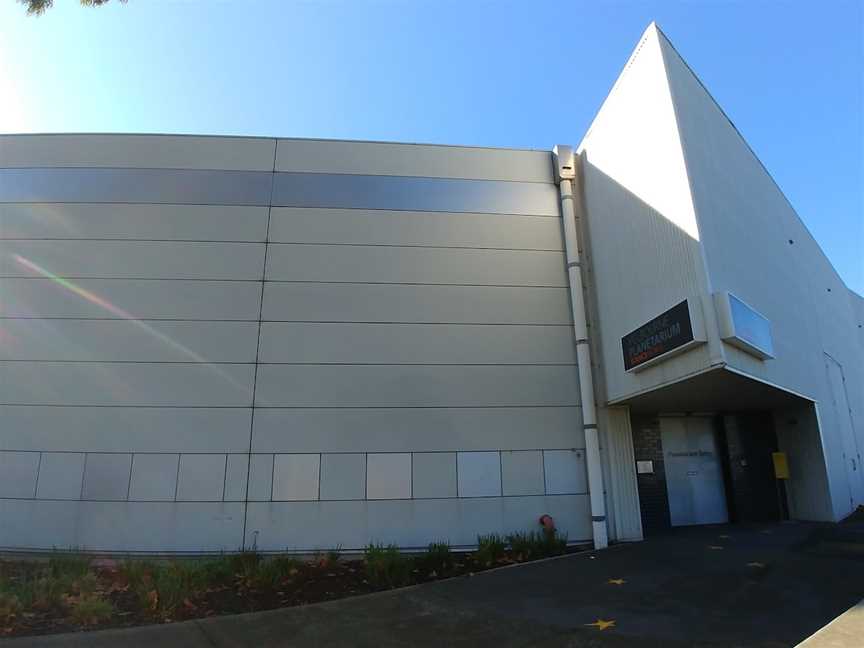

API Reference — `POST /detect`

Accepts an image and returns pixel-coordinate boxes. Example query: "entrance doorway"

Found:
[660,416,729,526]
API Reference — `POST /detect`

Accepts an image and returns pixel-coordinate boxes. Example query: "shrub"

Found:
[0,591,22,623]
[507,529,569,560]
[48,554,90,582]
[363,543,412,589]
[475,534,506,566]
[252,557,301,589]
[421,541,454,575]
[69,595,113,626]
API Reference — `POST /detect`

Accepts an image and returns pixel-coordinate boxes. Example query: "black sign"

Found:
[622,300,694,371]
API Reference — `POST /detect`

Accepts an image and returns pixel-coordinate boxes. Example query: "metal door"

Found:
[661,416,729,526]
[824,353,863,509]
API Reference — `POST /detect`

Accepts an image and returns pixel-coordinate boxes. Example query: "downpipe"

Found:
[553,145,608,550]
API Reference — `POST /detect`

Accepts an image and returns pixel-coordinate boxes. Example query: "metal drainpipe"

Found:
[552,145,608,550]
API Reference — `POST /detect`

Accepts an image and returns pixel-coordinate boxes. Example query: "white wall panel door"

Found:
[824,354,864,509]
[661,416,728,526]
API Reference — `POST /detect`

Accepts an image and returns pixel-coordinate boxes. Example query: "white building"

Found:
[0,23,861,553]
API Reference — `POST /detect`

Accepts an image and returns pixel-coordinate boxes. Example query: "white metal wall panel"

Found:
[128,455,179,501]
[1,278,262,320]
[0,362,255,406]
[272,454,321,502]
[412,452,458,499]
[176,454,228,502]
[244,495,590,552]
[2,241,265,280]
[275,139,553,182]
[261,283,571,325]
[254,365,580,408]
[501,450,545,496]
[0,452,40,498]
[0,407,251,453]
[366,453,412,500]
[81,454,133,501]
[252,407,583,453]
[0,320,259,362]
[1,134,591,553]
[265,244,566,286]
[268,208,562,249]
[0,134,276,171]
[258,323,576,365]
[0,204,269,241]
[0,500,247,552]
[319,454,367,500]
[35,452,85,500]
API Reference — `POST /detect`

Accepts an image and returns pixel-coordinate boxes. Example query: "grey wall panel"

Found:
[244,495,590,551]
[128,454,179,501]
[252,407,584,453]
[258,323,576,365]
[0,500,247,552]
[81,453,133,501]
[261,283,572,325]
[0,320,259,362]
[0,168,272,205]
[366,453,411,500]
[0,451,40,498]
[272,454,320,501]
[272,173,560,216]
[176,454,227,502]
[268,208,563,249]
[224,454,250,502]
[247,454,274,501]
[501,450,545,496]
[254,365,580,408]
[0,407,251,453]
[0,134,276,171]
[35,452,85,500]
[0,204,269,241]
[2,241,265,279]
[0,362,255,406]
[457,452,502,497]
[412,453,457,498]
[319,453,366,500]
[544,449,589,495]
[2,279,262,319]
[275,139,553,182]
[265,244,567,287]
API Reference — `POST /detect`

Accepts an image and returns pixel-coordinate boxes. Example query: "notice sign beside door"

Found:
[622,300,696,371]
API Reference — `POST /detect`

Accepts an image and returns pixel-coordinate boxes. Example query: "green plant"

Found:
[69,595,113,625]
[228,551,261,582]
[252,557,301,589]
[0,591,22,623]
[475,534,506,566]
[71,572,101,596]
[507,530,568,561]
[48,553,90,582]
[363,543,412,589]
[421,541,454,574]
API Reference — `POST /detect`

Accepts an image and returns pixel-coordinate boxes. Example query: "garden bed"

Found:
[0,530,582,638]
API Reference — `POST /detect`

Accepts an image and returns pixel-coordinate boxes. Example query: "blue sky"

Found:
[1,0,861,292]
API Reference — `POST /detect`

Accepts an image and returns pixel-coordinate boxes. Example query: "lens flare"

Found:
[12,254,251,396]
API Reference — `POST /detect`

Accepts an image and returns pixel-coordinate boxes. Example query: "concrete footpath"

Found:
[5,522,864,647]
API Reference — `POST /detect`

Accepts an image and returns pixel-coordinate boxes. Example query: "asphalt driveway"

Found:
[6,520,864,647]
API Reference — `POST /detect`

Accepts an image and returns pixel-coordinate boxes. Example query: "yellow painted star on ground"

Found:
[585,619,616,631]
[607,578,626,585]
[747,562,766,568]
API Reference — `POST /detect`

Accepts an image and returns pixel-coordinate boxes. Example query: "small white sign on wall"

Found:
[636,460,654,474]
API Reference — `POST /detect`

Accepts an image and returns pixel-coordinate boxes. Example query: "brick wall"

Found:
[630,413,671,534]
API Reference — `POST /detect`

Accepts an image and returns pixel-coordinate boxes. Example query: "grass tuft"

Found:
[363,543,412,588]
